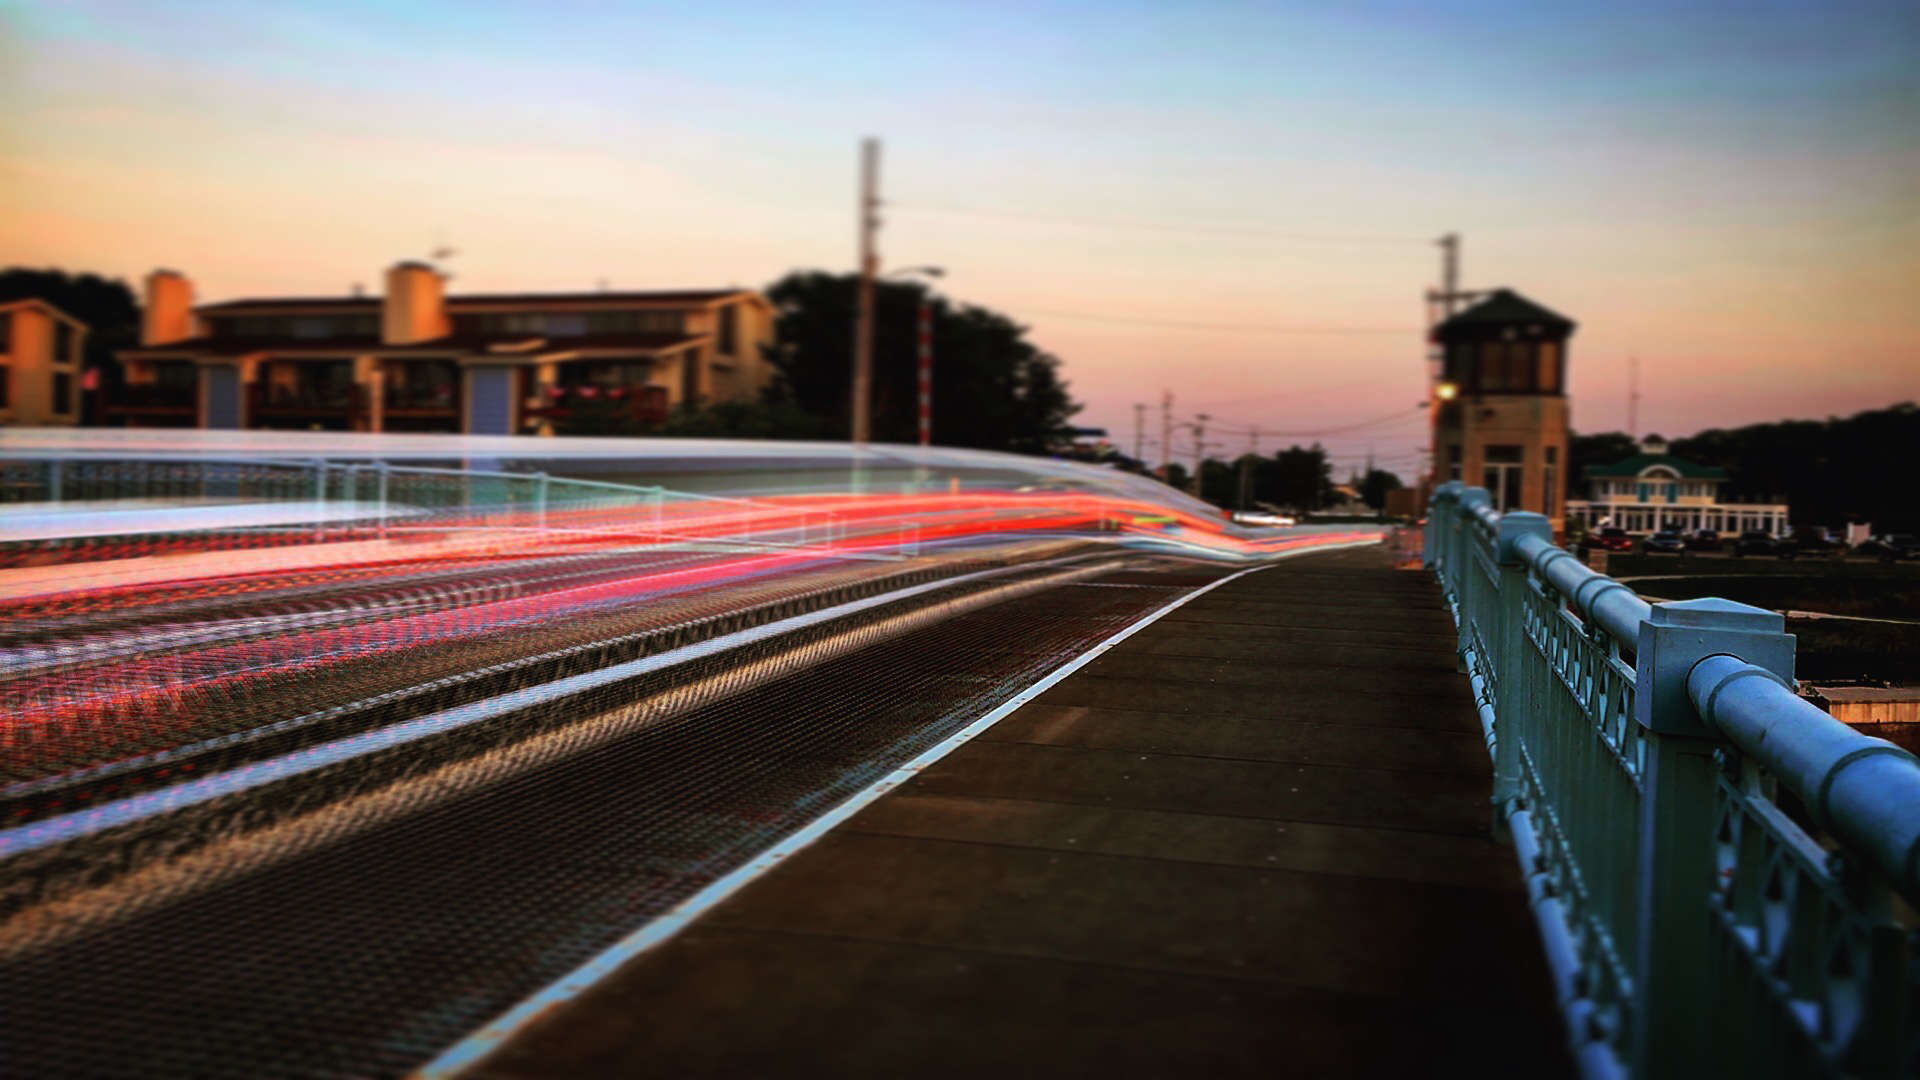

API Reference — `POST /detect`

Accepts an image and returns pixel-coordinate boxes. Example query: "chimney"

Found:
[383,261,450,344]
[143,269,196,345]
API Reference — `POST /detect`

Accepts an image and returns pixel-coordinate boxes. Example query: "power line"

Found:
[1189,375,1419,410]
[1017,307,1418,336]
[889,201,1430,246]
[1205,405,1427,439]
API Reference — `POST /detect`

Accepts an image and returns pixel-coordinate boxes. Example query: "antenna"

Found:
[429,229,459,281]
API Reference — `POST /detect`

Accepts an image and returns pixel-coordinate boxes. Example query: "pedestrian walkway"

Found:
[467,545,1571,1078]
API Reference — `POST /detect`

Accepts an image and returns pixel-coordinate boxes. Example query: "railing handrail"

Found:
[1689,653,1920,900]
[1425,480,1916,1078]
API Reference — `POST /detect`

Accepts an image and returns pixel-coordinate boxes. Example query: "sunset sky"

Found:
[4,1,1915,477]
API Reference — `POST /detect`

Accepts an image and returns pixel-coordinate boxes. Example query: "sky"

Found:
[3,0,1915,478]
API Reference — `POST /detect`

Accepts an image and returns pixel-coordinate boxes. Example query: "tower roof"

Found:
[1433,288,1576,339]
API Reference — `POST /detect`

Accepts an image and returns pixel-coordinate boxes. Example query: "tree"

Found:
[1358,468,1403,510]
[1671,403,1918,532]
[655,398,832,440]
[762,271,1080,452]
[1568,431,1640,497]
[1258,444,1332,511]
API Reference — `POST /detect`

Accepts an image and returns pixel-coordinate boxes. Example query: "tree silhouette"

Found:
[763,270,1080,452]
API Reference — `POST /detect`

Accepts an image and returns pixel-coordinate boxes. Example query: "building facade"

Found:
[0,299,88,427]
[1429,289,1574,533]
[113,263,776,434]
[1565,436,1789,535]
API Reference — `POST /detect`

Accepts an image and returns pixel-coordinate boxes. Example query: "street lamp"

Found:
[884,266,944,446]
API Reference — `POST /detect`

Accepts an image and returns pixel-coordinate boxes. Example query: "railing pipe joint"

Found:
[1494,510,1552,566]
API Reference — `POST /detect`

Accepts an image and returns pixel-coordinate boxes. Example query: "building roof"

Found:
[1584,454,1728,480]
[196,299,381,314]
[194,289,756,315]
[0,297,90,329]
[1432,288,1576,338]
[120,331,708,359]
[445,289,755,308]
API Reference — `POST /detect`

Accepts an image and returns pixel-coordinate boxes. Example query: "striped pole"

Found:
[916,298,933,446]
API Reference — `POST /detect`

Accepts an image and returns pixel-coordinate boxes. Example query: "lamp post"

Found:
[882,266,944,446]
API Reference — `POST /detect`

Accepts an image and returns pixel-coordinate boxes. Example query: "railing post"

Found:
[1491,510,1552,834]
[310,459,328,540]
[376,461,390,539]
[47,459,64,503]
[1451,487,1491,673]
[534,470,549,532]
[1630,597,1795,1078]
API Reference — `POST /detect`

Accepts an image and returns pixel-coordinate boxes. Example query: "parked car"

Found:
[1790,526,1844,557]
[1581,527,1634,555]
[1730,531,1780,557]
[1642,530,1687,554]
[1855,533,1920,561]
[1685,529,1721,552]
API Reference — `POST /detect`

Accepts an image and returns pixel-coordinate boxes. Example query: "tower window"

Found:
[1483,444,1524,511]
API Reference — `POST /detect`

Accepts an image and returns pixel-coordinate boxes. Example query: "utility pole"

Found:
[851,137,880,445]
[1238,424,1258,512]
[1191,413,1210,497]
[1424,231,1477,495]
[1159,390,1174,480]
[1132,403,1146,464]
[916,295,933,445]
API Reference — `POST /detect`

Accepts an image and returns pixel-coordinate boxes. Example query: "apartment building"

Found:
[113,263,776,434]
[0,298,88,426]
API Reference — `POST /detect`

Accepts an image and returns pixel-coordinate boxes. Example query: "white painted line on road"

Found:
[414,535,1377,1078]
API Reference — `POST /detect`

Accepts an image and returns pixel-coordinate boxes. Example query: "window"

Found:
[0,364,9,408]
[1543,447,1558,517]
[216,314,375,340]
[1445,444,1462,481]
[0,313,10,353]
[52,372,72,415]
[717,304,738,355]
[1505,341,1533,391]
[681,349,701,402]
[53,321,74,364]
[1480,342,1507,390]
[1537,342,1560,393]
[1483,444,1524,512]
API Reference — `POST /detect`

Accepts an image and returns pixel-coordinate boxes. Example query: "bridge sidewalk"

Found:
[471,545,1571,1078]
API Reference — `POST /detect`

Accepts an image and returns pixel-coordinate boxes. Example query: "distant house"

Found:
[0,298,88,426]
[1565,435,1788,536]
[111,263,776,434]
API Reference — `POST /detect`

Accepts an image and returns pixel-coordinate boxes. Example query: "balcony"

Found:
[249,383,368,431]
[103,382,198,427]
[525,384,670,433]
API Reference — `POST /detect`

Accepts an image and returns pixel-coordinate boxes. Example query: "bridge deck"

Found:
[472,546,1571,1078]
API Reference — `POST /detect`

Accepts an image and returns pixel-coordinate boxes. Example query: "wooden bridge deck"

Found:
[470,545,1571,1078]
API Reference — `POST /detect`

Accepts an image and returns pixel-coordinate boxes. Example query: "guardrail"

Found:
[1424,482,1916,1080]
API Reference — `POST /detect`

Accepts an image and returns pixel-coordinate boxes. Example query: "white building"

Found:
[1564,436,1788,536]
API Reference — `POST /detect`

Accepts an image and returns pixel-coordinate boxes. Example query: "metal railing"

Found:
[1425,482,1916,1080]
